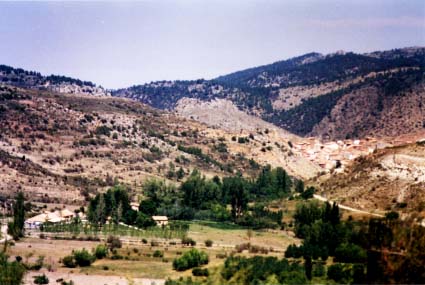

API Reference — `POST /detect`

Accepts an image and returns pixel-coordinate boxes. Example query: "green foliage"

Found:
[172,249,209,271]
[95,125,111,137]
[385,211,399,220]
[73,249,95,267]
[181,170,221,210]
[327,263,351,283]
[153,250,164,258]
[204,239,213,247]
[295,179,304,193]
[252,165,292,199]
[8,192,25,240]
[313,261,326,277]
[87,185,133,225]
[192,267,209,277]
[135,212,156,228]
[181,237,196,246]
[62,255,76,268]
[177,145,222,169]
[334,243,367,263]
[94,244,108,259]
[106,236,122,250]
[33,274,49,284]
[221,256,307,285]
[0,248,26,285]
[300,186,315,199]
[139,199,157,216]
[222,176,249,220]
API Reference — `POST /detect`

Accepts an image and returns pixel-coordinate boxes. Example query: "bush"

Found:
[181,237,196,246]
[33,274,49,284]
[327,263,351,283]
[153,250,164,258]
[173,249,209,271]
[107,236,122,250]
[142,238,148,244]
[94,244,108,259]
[301,187,315,199]
[334,243,367,263]
[110,254,123,260]
[73,249,95,267]
[192,267,209,277]
[313,262,326,277]
[204,240,213,247]
[62,255,76,268]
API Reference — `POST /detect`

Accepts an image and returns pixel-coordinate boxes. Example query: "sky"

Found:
[0,0,424,89]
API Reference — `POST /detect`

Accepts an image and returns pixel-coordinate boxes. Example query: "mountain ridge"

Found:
[2,46,424,140]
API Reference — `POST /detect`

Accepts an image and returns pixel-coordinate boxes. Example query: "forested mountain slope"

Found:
[113,47,425,140]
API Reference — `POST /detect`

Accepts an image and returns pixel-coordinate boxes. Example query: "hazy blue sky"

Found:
[0,0,424,88]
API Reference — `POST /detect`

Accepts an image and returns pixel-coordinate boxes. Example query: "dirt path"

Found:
[313,194,384,217]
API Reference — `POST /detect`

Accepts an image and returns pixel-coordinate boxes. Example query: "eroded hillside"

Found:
[316,141,425,215]
[0,85,320,205]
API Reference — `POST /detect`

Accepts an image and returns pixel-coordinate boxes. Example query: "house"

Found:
[25,208,76,229]
[130,202,139,212]
[152,216,168,226]
[25,213,48,229]
[60,209,75,221]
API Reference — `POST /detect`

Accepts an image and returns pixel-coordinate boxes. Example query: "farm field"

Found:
[8,220,299,284]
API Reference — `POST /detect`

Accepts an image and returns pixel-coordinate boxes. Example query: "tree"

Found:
[300,186,315,200]
[8,192,25,240]
[135,212,156,228]
[222,176,248,219]
[0,243,26,285]
[304,256,312,280]
[172,249,209,271]
[139,199,156,216]
[176,167,185,180]
[95,194,106,225]
[295,180,305,193]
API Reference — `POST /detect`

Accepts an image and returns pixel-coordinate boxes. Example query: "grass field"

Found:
[10,220,301,283]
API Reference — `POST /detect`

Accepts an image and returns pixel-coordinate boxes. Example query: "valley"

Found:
[0,46,424,285]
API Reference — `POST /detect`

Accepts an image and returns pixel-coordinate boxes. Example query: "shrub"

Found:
[94,244,108,259]
[334,243,367,263]
[62,255,76,268]
[33,274,49,284]
[192,267,209,277]
[204,240,213,247]
[301,187,315,199]
[181,237,196,246]
[142,238,148,244]
[327,263,351,283]
[153,250,164,258]
[172,249,209,271]
[107,236,122,250]
[313,262,326,277]
[73,249,95,267]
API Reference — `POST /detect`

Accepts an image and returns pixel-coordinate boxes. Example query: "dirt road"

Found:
[313,194,384,217]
